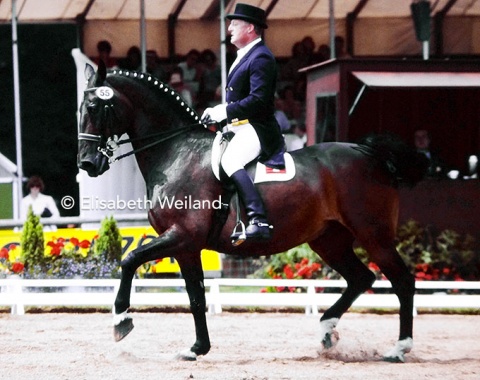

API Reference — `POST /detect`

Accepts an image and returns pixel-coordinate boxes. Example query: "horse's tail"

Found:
[354,133,429,188]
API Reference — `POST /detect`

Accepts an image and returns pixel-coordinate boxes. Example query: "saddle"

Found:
[210,131,296,184]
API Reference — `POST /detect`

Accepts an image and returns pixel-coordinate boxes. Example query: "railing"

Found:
[1,277,479,316]
[0,213,149,228]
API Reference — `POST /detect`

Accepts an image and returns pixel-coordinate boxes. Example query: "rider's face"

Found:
[228,19,253,49]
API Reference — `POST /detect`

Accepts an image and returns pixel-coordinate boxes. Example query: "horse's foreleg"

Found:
[175,254,211,361]
[112,228,184,342]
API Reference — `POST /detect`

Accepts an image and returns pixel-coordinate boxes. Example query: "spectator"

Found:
[315,44,331,63]
[274,95,291,133]
[280,41,309,84]
[284,123,307,152]
[301,36,316,65]
[20,176,60,220]
[93,40,117,68]
[118,46,142,71]
[414,129,448,178]
[197,49,222,108]
[146,50,167,81]
[169,67,194,107]
[177,49,201,99]
[279,85,304,124]
[334,35,351,59]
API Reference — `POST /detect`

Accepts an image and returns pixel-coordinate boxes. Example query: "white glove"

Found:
[201,104,227,123]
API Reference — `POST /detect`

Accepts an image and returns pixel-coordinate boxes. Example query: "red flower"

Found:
[69,237,79,246]
[283,264,294,279]
[9,244,18,251]
[47,240,63,256]
[296,266,310,278]
[415,272,426,280]
[78,239,91,249]
[11,262,24,273]
[0,247,9,259]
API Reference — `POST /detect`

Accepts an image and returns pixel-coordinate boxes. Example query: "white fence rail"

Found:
[1,278,479,316]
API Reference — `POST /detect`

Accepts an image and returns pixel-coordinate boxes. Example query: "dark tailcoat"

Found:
[226,41,285,165]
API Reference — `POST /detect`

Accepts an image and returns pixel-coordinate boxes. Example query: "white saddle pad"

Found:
[211,131,296,183]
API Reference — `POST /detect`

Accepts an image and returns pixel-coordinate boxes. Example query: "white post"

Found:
[12,0,23,219]
[220,0,227,103]
[8,275,25,315]
[140,0,147,72]
[422,40,429,60]
[329,0,336,59]
[208,279,222,314]
[306,284,318,315]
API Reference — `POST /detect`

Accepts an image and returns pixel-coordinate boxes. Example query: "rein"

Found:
[80,122,205,163]
[111,123,204,162]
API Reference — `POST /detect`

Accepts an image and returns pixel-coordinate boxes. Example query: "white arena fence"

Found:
[1,278,479,316]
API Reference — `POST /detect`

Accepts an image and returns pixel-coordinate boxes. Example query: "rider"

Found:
[201,3,285,243]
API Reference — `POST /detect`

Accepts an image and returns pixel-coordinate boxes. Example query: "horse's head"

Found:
[77,61,134,177]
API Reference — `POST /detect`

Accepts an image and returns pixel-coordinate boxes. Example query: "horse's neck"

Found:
[133,127,214,185]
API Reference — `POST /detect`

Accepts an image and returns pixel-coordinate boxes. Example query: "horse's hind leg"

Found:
[358,236,415,362]
[308,222,376,349]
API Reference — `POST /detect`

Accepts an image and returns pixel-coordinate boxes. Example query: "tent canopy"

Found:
[2,0,480,57]
[2,0,480,22]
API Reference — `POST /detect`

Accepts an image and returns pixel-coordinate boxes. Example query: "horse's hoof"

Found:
[175,349,198,361]
[383,337,413,363]
[319,317,339,350]
[321,330,339,349]
[114,317,134,342]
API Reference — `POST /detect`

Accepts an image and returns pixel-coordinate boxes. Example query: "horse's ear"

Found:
[85,64,95,82]
[96,60,107,85]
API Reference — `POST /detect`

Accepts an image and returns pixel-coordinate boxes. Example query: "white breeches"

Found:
[221,123,261,177]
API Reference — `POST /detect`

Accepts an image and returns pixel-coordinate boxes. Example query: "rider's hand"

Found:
[201,104,227,123]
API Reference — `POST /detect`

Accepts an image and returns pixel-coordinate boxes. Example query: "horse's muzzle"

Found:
[78,151,110,177]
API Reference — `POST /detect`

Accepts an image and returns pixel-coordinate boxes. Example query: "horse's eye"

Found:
[86,102,97,114]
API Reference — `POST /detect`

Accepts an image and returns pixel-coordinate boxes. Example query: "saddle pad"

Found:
[211,131,296,183]
[254,153,295,183]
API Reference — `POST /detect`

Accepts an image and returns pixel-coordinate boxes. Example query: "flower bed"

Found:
[0,209,122,279]
[254,220,480,293]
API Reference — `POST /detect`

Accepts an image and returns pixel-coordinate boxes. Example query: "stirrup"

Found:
[231,220,246,246]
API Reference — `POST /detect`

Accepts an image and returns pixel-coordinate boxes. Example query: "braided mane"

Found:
[109,69,200,125]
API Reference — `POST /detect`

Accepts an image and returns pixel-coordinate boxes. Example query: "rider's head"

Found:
[226,3,267,49]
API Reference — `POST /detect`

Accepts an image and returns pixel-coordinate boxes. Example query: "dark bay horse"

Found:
[77,62,428,363]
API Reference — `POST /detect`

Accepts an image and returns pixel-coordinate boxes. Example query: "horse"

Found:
[77,61,428,363]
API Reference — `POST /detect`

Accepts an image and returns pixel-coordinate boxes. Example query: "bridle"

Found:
[78,86,206,163]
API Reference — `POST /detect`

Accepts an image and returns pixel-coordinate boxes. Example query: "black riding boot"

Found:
[230,169,272,242]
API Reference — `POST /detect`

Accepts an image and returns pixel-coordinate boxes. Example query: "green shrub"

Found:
[21,207,45,269]
[94,216,122,263]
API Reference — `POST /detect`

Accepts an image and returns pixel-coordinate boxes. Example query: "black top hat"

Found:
[226,3,268,29]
